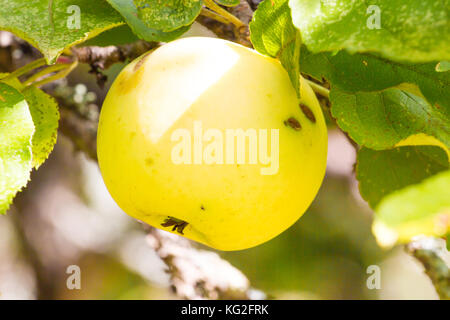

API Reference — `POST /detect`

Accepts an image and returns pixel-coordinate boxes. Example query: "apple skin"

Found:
[97,37,327,251]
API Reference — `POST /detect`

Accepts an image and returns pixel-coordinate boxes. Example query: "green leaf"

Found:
[22,86,59,169]
[214,0,240,6]
[0,0,124,64]
[0,82,34,214]
[373,170,450,248]
[356,146,449,209]
[134,0,202,32]
[106,0,191,42]
[436,61,450,72]
[81,25,139,47]
[250,0,301,96]
[289,0,450,63]
[330,88,450,150]
[300,49,450,116]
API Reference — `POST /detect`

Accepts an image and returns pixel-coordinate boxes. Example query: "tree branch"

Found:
[406,236,450,300]
[146,227,262,299]
[71,41,158,70]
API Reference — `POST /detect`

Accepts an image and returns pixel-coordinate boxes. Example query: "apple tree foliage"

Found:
[0,0,449,248]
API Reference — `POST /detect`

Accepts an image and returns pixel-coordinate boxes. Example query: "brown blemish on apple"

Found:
[161,217,189,235]
[284,117,302,131]
[300,104,316,123]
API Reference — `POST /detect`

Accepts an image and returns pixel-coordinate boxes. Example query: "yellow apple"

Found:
[97,37,327,250]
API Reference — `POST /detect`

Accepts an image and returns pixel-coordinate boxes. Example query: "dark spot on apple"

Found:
[300,104,316,123]
[200,205,205,211]
[284,117,302,131]
[161,217,188,235]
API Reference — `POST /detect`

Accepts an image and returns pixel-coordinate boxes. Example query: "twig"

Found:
[71,41,158,70]
[406,236,450,300]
